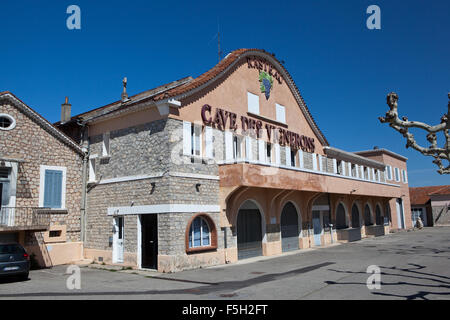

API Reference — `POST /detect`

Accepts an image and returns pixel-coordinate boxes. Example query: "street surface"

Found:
[1,227,449,300]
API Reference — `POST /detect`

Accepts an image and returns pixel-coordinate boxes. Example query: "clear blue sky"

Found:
[1,0,449,186]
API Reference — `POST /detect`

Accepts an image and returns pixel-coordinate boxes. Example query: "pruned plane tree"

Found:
[379,93,450,174]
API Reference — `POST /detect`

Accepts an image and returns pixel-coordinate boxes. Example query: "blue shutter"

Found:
[44,170,62,208]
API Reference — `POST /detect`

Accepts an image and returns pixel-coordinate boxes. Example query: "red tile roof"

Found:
[410,185,450,205]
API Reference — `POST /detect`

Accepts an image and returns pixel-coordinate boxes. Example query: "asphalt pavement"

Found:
[1,226,449,300]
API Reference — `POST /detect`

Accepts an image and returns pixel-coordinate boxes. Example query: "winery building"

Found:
[50,48,413,272]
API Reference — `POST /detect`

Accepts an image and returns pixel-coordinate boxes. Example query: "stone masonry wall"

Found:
[0,102,83,244]
[85,118,221,264]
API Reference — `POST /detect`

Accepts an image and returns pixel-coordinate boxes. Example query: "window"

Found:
[233,135,243,159]
[402,169,408,183]
[290,148,297,167]
[275,104,286,123]
[0,168,9,179]
[0,114,16,131]
[247,92,260,115]
[102,132,110,157]
[337,160,342,175]
[374,169,379,181]
[39,166,66,209]
[191,125,202,157]
[266,142,272,163]
[49,230,62,238]
[386,165,392,180]
[188,217,210,248]
[394,168,400,182]
[351,164,356,177]
[89,157,96,182]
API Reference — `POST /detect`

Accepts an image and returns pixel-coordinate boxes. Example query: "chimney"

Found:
[61,97,71,124]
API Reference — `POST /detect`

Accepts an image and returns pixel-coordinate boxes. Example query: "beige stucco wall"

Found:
[170,58,325,153]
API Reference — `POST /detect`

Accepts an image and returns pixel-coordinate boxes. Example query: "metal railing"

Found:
[0,207,51,229]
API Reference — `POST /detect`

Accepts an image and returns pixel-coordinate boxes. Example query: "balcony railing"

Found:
[0,207,51,230]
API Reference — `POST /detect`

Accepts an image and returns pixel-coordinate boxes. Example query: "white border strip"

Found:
[107,204,220,216]
[169,172,220,181]
[97,172,220,185]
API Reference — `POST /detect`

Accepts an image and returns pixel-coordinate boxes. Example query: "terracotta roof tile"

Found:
[409,185,450,205]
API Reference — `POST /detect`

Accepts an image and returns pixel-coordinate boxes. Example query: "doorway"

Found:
[281,202,299,252]
[141,214,158,269]
[396,198,405,229]
[312,211,322,246]
[237,200,263,260]
[112,216,124,263]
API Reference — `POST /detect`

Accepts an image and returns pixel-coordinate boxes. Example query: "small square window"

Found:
[49,230,62,238]
[275,104,286,123]
[247,92,260,115]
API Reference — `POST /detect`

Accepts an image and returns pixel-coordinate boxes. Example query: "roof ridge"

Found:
[0,92,84,154]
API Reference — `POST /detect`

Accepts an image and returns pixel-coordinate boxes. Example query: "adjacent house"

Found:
[410,185,450,227]
[0,92,85,267]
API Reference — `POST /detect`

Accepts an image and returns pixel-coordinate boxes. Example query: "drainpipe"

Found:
[78,122,89,244]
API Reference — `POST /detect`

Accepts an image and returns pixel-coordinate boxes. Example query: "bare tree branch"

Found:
[379,92,450,174]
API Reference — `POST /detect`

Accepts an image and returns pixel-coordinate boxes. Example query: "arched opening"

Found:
[280,202,299,252]
[311,194,330,246]
[185,213,218,253]
[375,205,383,225]
[335,203,348,229]
[385,203,391,225]
[351,204,360,228]
[364,204,373,226]
[237,200,263,260]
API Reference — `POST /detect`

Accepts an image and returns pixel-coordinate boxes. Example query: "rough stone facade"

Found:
[85,117,222,271]
[0,100,83,266]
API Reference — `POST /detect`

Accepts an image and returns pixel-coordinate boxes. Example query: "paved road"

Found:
[1,227,450,300]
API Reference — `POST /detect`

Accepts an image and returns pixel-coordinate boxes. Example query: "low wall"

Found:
[336,228,362,242]
[365,225,385,237]
[25,242,83,267]
[84,248,137,267]
[158,249,226,273]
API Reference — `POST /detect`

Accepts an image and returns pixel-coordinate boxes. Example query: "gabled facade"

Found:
[410,185,450,226]
[56,49,412,272]
[0,92,84,267]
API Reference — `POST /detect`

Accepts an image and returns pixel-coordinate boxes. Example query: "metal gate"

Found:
[237,209,262,260]
[281,202,299,252]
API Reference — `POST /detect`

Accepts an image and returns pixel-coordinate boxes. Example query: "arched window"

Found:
[189,216,210,248]
[185,214,217,253]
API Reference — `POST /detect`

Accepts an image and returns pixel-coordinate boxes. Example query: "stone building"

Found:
[410,185,450,227]
[56,49,413,272]
[0,92,85,266]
